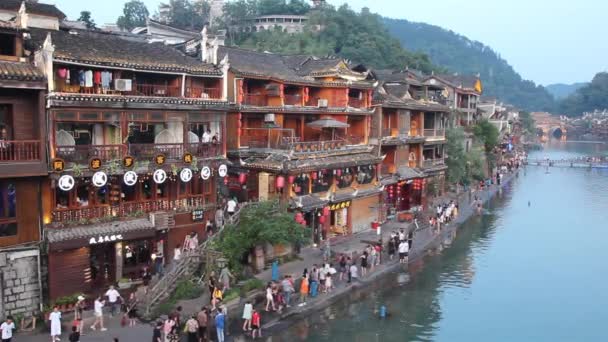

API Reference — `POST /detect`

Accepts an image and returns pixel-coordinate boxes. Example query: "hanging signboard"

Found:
[123,171,138,186]
[201,166,211,180]
[92,171,108,187]
[180,168,193,182]
[218,164,228,177]
[58,175,75,191]
[153,169,167,184]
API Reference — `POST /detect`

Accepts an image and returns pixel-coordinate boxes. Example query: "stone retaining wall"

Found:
[0,248,41,318]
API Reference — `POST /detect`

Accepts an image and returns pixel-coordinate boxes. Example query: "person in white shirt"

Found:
[398,240,409,264]
[349,264,359,280]
[174,245,182,261]
[202,129,212,143]
[49,306,62,342]
[1,316,15,342]
[91,296,107,331]
[104,286,121,317]
[226,198,237,216]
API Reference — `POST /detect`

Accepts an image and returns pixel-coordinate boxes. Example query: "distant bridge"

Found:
[527,157,608,169]
[532,112,568,140]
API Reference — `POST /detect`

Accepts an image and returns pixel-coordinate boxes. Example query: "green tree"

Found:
[116,0,149,31]
[159,0,209,31]
[78,11,96,29]
[258,0,286,15]
[215,201,310,271]
[446,128,467,184]
[473,120,500,154]
[559,72,608,116]
[519,111,535,134]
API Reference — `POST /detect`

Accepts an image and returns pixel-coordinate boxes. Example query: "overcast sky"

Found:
[51,0,607,86]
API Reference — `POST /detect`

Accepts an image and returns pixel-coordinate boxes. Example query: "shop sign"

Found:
[89,234,123,245]
[89,157,102,170]
[180,168,193,182]
[218,164,228,178]
[123,156,135,168]
[201,166,211,180]
[58,175,75,191]
[52,158,65,172]
[192,209,204,222]
[153,169,167,184]
[183,153,193,164]
[329,201,351,210]
[154,154,166,166]
[123,171,138,186]
[92,171,108,187]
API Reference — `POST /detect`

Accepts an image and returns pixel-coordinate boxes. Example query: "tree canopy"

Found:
[222,4,439,73]
[473,120,500,154]
[558,72,608,116]
[157,0,210,31]
[116,0,149,31]
[78,11,96,29]
[446,128,485,185]
[215,201,310,271]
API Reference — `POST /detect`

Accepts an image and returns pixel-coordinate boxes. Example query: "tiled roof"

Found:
[374,82,449,112]
[289,195,328,211]
[46,218,154,243]
[430,74,479,90]
[0,0,66,19]
[219,46,374,88]
[240,104,374,115]
[0,60,45,82]
[397,166,424,180]
[0,19,18,30]
[240,152,382,173]
[29,28,221,76]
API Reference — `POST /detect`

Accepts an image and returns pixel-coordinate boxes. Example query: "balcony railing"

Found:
[243,94,268,106]
[56,144,125,163]
[55,143,222,164]
[284,94,303,106]
[52,197,210,224]
[0,140,41,162]
[423,129,446,138]
[305,97,348,107]
[348,97,365,108]
[382,128,399,138]
[127,84,181,97]
[185,87,222,99]
[422,159,446,168]
[289,140,347,153]
[240,128,295,149]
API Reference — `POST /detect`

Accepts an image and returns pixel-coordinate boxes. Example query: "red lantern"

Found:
[300,220,307,226]
[276,175,285,189]
[336,169,342,176]
[237,128,242,136]
[318,215,326,224]
[223,177,228,185]
[238,173,247,184]
[288,175,296,184]
[311,172,318,180]
[295,212,303,223]
[322,206,330,216]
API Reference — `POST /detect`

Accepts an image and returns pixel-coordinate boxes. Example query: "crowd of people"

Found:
[428,201,459,232]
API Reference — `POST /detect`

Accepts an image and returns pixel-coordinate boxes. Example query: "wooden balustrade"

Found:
[128,84,181,97]
[243,94,268,106]
[284,94,303,106]
[0,140,41,161]
[185,87,222,99]
[55,144,125,163]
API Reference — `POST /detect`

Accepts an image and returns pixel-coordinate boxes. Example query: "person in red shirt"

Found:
[251,309,261,339]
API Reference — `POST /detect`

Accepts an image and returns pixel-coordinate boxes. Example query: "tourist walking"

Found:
[251,309,262,339]
[281,276,295,307]
[91,296,107,331]
[388,238,396,260]
[1,316,15,342]
[338,254,347,281]
[264,283,275,311]
[226,197,237,217]
[360,251,368,277]
[242,301,253,331]
[49,306,62,342]
[163,316,176,342]
[211,287,223,311]
[299,275,309,304]
[105,285,122,317]
[218,266,235,291]
[398,239,409,264]
[74,295,85,333]
[349,263,359,281]
[196,307,208,342]
[152,320,163,342]
[185,315,199,342]
[215,309,226,342]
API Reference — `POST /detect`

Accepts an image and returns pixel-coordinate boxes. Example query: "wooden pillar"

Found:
[115,242,123,281]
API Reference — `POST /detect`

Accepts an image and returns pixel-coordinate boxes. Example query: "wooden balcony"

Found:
[127,84,180,97]
[55,143,222,164]
[56,144,125,163]
[185,87,222,100]
[424,129,446,139]
[0,140,41,162]
[348,97,365,108]
[51,197,210,224]
[243,94,268,106]
[305,97,348,107]
[284,94,303,106]
[422,158,446,168]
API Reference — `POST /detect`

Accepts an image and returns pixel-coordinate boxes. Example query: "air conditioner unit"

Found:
[114,79,132,91]
[264,113,275,123]
[318,99,328,108]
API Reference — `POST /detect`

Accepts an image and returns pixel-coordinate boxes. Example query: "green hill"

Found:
[546,83,587,100]
[559,73,608,116]
[382,17,556,112]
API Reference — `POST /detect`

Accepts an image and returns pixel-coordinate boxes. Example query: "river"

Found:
[267,142,608,342]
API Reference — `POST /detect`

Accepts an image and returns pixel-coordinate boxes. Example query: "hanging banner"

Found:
[180,168,193,182]
[123,156,135,168]
[52,158,65,172]
[201,166,211,180]
[123,171,138,186]
[89,158,102,170]
[92,171,108,187]
[218,164,228,177]
[58,175,75,191]
[153,169,167,184]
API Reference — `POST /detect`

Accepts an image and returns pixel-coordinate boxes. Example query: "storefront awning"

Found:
[46,218,157,251]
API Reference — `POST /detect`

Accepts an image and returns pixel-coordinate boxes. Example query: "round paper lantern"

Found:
[288,175,296,184]
[223,177,228,185]
[318,215,326,224]
[322,206,330,216]
[311,172,318,180]
[336,169,342,176]
[300,220,307,226]
[238,173,247,184]
[276,175,285,189]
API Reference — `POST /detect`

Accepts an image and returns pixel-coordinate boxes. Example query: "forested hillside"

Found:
[383,18,555,112]
[545,83,587,100]
[559,73,608,116]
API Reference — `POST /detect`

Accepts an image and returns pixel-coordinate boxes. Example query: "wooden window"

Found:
[0,181,17,237]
